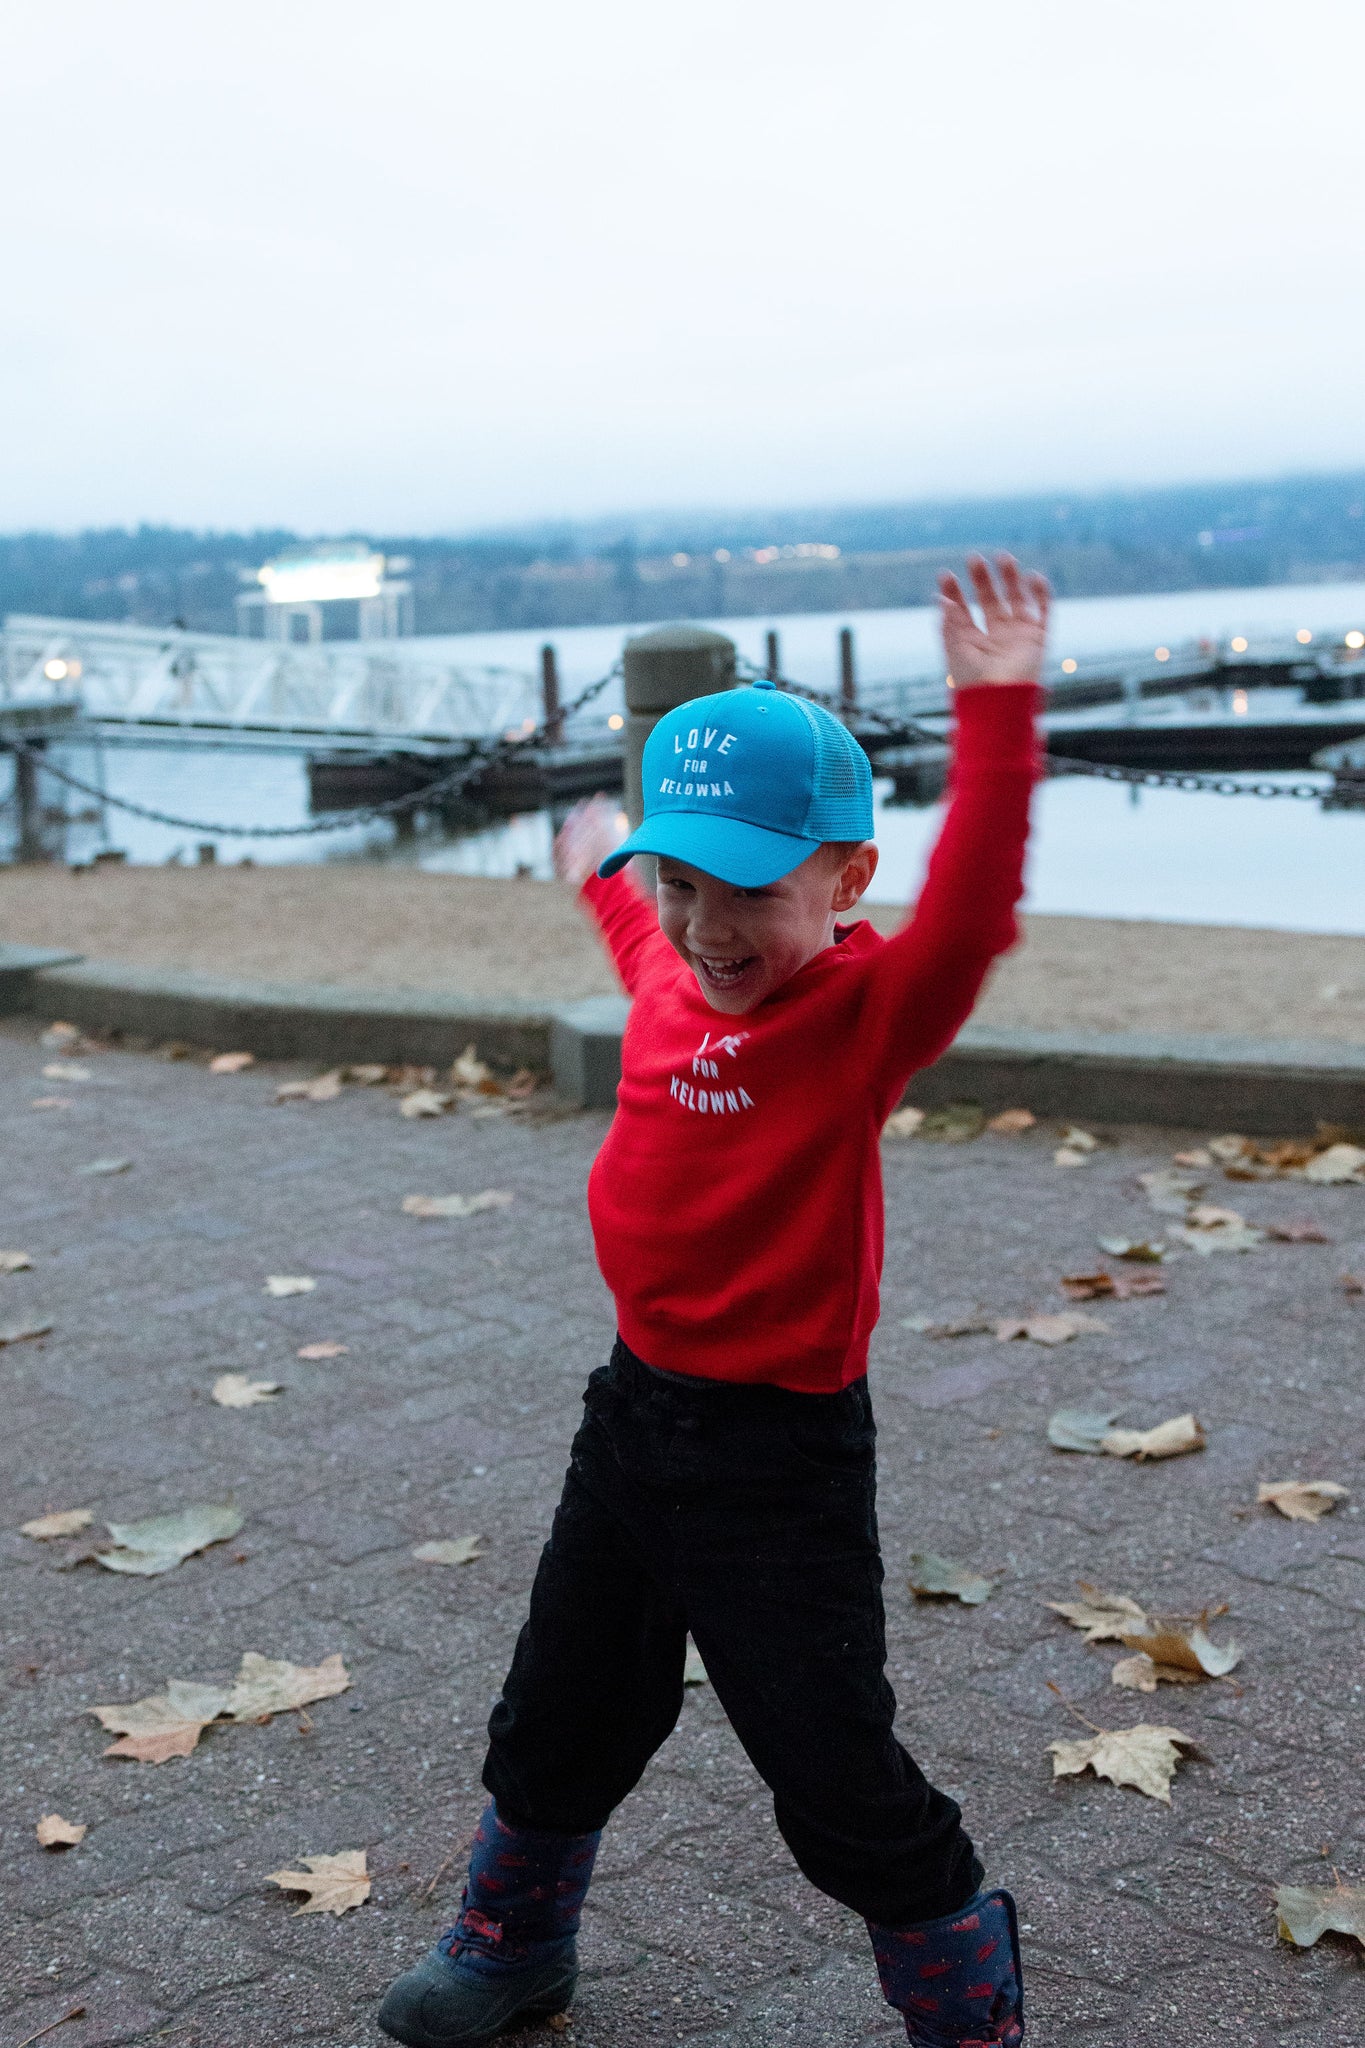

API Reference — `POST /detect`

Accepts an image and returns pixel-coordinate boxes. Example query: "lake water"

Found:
[11,578,1365,934]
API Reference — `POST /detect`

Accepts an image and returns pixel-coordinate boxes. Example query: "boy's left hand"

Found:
[938,553,1050,688]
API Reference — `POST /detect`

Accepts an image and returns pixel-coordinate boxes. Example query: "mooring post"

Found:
[621,624,738,830]
[540,643,563,745]
[765,629,780,680]
[839,626,858,717]
[13,743,45,862]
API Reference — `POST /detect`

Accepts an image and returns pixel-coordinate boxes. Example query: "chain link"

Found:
[0,664,621,838]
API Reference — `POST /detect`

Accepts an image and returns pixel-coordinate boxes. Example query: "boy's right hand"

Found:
[553,795,627,888]
[938,552,1050,688]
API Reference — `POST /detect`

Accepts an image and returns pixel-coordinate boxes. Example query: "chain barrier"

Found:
[0,664,621,839]
[737,658,1337,802]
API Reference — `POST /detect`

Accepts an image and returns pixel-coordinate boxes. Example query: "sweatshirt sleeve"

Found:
[859,682,1043,1106]
[580,868,672,996]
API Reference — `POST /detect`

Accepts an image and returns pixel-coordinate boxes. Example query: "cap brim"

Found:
[599,811,823,887]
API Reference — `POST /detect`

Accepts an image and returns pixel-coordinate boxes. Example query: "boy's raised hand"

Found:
[553,794,626,888]
[938,553,1050,688]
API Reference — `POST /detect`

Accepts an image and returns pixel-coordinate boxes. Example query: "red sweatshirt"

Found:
[581,682,1042,1392]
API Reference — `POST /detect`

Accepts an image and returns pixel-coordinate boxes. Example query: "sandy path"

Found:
[1,863,1362,1042]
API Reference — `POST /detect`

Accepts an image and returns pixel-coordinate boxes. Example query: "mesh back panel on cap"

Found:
[792,695,875,839]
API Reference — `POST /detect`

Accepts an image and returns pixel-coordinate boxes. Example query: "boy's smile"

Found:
[656,841,879,1015]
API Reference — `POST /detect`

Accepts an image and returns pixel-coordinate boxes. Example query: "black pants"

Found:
[483,1339,981,1927]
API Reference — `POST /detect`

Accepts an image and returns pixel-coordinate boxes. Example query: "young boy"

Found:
[380,554,1048,2048]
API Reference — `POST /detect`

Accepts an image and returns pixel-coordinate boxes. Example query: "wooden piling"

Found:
[839,627,857,715]
[765,629,780,680]
[540,644,563,745]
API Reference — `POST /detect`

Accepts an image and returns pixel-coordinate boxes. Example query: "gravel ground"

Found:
[1,1020,1363,2048]
[2,864,1364,1042]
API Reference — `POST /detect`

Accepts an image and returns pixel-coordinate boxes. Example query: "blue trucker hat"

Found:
[599,678,874,886]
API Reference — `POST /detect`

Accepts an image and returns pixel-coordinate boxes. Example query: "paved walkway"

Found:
[2,1022,1362,2048]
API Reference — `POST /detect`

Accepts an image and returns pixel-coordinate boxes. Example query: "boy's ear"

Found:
[831,842,878,912]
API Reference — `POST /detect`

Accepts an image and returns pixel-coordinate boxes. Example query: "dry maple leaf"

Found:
[41,1021,82,1049]
[223,1651,350,1721]
[1047,1405,1124,1453]
[1060,1269,1163,1302]
[1048,1723,1199,1803]
[266,1849,371,1916]
[1101,1413,1205,1461]
[265,1275,315,1297]
[900,1312,997,1338]
[402,1191,513,1219]
[43,1061,91,1082]
[209,1051,254,1074]
[1257,1480,1349,1522]
[1301,1143,1365,1184]
[1172,1148,1213,1168]
[92,1678,233,1761]
[1097,1236,1166,1262]
[452,1044,492,1087]
[346,1063,389,1085]
[1111,1653,1164,1691]
[505,1068,539,1100]
[97,1502,243,1575]
[1046,1585,1148,1641]
[1342,1273,1364,1297]
[1138,1169,1205,1215]
[0,1249,33,1273]
[400,1089,453,1119]
[987,1107,1035,1134]
[1275,1880,1365,1950]
[21,1508,93,1539]
[883,1106,926,1139]
[77,1156,132,1177]
[212,1374,282,1409]
[907,1552,994,1605]
[1119,1618,1242,1679]
[36,1813,87,1848]
[297,1341,348,1360]
[0,1316,53,1346]
[995,1312,1108,1346]
[412,1536,485,1566]
[1265,1218,1331,1243]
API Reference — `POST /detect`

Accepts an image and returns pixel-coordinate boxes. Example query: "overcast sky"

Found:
[3,0,1363,533]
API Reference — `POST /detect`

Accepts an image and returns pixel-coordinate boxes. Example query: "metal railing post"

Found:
[621,624,738,829]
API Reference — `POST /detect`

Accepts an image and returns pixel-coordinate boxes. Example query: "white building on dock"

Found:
[236,541,414,643]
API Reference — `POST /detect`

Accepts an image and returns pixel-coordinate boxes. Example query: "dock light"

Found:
[1154,646,1171,662]
[1061,657,1078,674]
[43,657,69,681]
[1346,630,1365,650]
[1232,688,1249,715]
[671,553,690,568]
[1296,628,1313,644]
[607,713,624,731]
[1230,635,1249,653]
[522,717,535,735]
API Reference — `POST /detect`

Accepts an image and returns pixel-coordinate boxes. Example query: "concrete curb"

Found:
[0,946,1360,1131]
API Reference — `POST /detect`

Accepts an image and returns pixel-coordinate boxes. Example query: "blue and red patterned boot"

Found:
[378,1802,601,2048]
[866,1888,1024,2046]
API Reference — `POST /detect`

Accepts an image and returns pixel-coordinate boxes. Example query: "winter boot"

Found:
[866,1887,1024,2046]
[378,1803,601,2048]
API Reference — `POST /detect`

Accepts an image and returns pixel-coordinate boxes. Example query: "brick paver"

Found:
[2,1019,1362,2047]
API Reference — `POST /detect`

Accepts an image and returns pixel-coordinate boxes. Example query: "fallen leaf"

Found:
[1101,1413,1205,1461]
[76,1157,132,1177]
[40,1021,82,1049]
[1208,1134,1253,1164]
[1342,1272,1364,1296]
[43,1061,91,1082]
[36,1813,87,1848]
[346,1063,389,1085]
[1138,1169,1205,1216]
[1054,1144,1093,1167]
[209,1051,255,1074]
[920,1101,986,1143]
[683,1641,709,1685]
[1047,1406,1124,1454]
[987,1107,1036,1134]
[31,1096,73,1110]
[451,1044,491,1087]
[212,1374,282,1408]
[1303,1142,1365,1183]
[92,1678,234,1760]
[1046,1584,1149,1640]
[1111,1653,1161,1691]
[401,1191,513,1219]
[265,1275,316,1297]
[223,1651,350,1721]
[412,1536,485,1566]
[0,1250,33,1273]
[1264,1218,1331,1243]
[1058,1125,1099,1153]
[901,1312,996,1338]
[0,1315,53,1346]
[297,1341,348,1360]
[399,1089,453,1119]
[1172,1148,1213,1168]
[1275,1880,1365,1950]
[266,1848,370,1916]
[1047,1723,1199,1803]
[1097,1237,1167,1262]
[1257,1480,1349,1522]
[1119,1618,1242,1679]
[276,1070,345,1103]
[96,1502,244,1575]
[907,1552,994,1605]
[1172,1205,1266,1254]
[995,1312,1108,1346]
[21,1508,93,1539]
[1059,1269,1163,1302]
[883,1106,926,1139]
[505,1069,539,1100]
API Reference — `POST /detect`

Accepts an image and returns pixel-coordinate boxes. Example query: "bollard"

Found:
[540,643,563,745]
[765,628,780,680]
[621,624,737,828]
[839,626,858,716]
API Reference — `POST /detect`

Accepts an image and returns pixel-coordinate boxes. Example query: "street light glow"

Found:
[607,713,624,730]
[43,657,69,681]
[1060,657,1078,674]
[1346,630,1365,650]
[1232,688,1249,715]
[1295,628,1312,644]
[1230,635,1249,653]
[1154,646,1170,662]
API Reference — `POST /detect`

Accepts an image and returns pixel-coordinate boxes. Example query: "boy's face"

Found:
[655,841,879,1015]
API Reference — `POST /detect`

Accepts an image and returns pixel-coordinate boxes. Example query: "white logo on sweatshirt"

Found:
[671,1028,755,1114]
